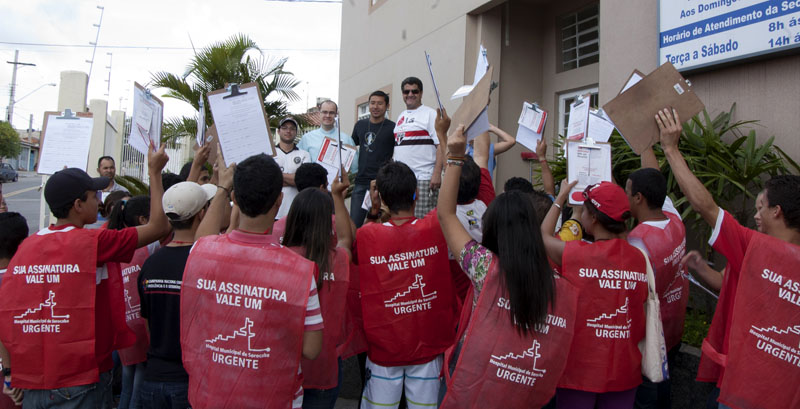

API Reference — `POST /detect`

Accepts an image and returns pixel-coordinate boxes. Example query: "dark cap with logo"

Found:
[44,168,110,209]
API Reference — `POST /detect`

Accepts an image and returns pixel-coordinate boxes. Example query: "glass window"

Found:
[559,4,599,72]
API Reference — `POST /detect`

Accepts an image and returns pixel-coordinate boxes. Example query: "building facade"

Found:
[339,0,800,188]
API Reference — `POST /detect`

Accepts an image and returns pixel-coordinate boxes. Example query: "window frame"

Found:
[558,87,599,139]
[558,3,600,72]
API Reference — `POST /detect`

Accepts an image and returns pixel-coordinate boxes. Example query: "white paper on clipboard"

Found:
[516,102,547,151]
[129,85,162,155]
[451,45,489,100]
[566,140,612,205]
[37,113,94,175]
[316,137,356,189]
[566,94,590,141]
[587,109,615,143]
[465,108,490,142]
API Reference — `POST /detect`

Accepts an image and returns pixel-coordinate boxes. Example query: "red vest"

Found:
[0,227,99,389]
[628,213,689,349]
[290,246,351,390]
[356,217,458,366]
[117,246,151,366]
[558,239,649,392]
[340,261,368,359]
[718,233,800,409]
[441,260,578,409]
[180,233,315,409]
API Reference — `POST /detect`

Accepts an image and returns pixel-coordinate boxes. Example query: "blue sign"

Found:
[659,0,800,70]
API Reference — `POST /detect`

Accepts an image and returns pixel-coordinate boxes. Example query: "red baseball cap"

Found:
[583,182,629,222]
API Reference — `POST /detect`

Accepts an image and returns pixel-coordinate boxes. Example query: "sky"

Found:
[0,0,342,131]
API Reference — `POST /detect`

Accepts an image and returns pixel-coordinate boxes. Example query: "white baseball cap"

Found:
[162,182,217,221]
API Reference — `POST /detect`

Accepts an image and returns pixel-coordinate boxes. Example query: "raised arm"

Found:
[135,144,171,247]
[536,138,555,196]
[196,146,235,239]
[658,108,719,226]
[472,132,491,170]
[437,123,473,258]
[640,146,659,170]
[541,179,576,266]
[489,124,516,155]
[332,169,353,259]
[187,145,210,183]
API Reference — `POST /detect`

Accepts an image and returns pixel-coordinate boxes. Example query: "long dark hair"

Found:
[482,191,554,334]
[108,195,150,230]
[282,188,334,288]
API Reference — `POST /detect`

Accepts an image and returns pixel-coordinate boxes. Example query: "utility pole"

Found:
[104,52,112,97]
[86,5,105,86]
[6,50,36,127]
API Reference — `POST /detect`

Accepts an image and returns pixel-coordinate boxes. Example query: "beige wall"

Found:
[600,0,800,165]
[495,0,599,189]
[341,0,799,192]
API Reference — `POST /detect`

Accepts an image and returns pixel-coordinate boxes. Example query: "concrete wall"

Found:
[600,0,800,163]
[495,0,599,188]
[57,71,88,113]
[341,0,799,192]
[339,0,499,132]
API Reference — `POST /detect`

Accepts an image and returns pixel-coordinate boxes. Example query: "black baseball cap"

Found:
[279,117,299,128]
[44,168,110,209]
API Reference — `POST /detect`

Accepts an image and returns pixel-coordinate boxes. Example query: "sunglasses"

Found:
[581,184,596,201]
[402,89,421,95]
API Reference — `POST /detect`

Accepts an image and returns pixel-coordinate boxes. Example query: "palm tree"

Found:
[150,33,302,143]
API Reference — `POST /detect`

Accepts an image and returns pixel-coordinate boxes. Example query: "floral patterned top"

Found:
[459,239,494,309]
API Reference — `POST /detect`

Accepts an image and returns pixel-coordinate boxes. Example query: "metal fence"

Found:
[119,118,192,184]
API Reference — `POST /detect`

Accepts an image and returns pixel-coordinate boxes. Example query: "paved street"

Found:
[3,172,44,234]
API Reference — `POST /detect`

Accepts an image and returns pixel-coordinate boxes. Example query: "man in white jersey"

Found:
[274,117,311,218]
[392,77,444,218]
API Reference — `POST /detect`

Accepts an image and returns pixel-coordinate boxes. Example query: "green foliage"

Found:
[151,33,302,144]
[681,307,711,348]
[542,104,795,252]
[0,121,21,159]
[114,175,150,196]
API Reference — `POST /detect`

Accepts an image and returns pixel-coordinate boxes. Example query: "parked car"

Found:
[0,163,18,182]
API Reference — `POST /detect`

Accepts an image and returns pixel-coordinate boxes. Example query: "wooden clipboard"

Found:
[449,66,494,136]
[602,62,704,155]
[193,124,220,165]
[207,82,276,166]
[36,110,94,174]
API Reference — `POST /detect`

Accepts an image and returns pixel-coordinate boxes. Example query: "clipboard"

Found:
[193,124,219,165]
[207,82,276,167]
[602,62,704,155]
[566,138,612,205]
[130,82,164,154]
[37,109,95,175]
[449,65,494,137]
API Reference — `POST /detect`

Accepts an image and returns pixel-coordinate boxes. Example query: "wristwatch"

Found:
[366,209,382,220]
[2,367,10,377]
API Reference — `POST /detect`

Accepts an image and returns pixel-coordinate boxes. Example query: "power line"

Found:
[0,41,338,52]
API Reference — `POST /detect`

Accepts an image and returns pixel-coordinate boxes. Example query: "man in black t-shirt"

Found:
[351,90,395,227]
[137,181,216,408]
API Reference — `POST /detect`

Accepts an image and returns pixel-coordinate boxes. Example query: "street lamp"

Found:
[6,83,57,127]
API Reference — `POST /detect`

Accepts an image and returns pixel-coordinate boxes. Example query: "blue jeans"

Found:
[23,370,113,409]
[350,183,370,228]
[303,358,343,409]
[119,363,145,409]
[138,380,190,409]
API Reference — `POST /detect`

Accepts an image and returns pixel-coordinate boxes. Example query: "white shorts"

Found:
[361,355,443,409]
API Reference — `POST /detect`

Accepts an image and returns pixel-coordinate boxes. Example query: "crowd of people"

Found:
[0,74,797,409]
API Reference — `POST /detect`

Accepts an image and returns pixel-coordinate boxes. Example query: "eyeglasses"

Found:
[402,89,420,95]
